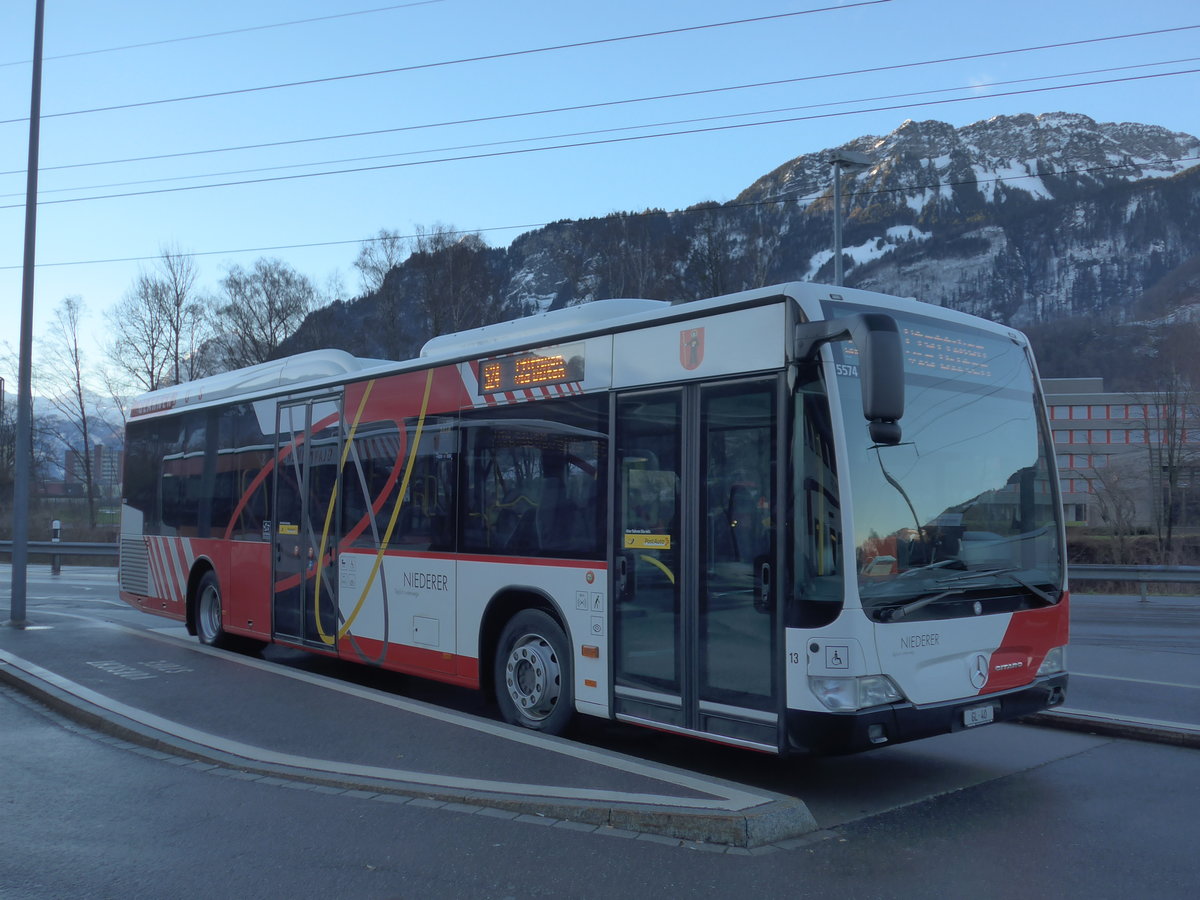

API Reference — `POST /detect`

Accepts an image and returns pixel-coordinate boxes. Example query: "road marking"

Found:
[30,596,127,608]
[1072,671,1199,690]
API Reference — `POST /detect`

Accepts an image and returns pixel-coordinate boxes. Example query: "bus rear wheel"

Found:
[494,609,573,735]
[195,571,231,649]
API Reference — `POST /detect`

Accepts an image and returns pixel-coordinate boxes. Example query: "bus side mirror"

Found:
[796,313,904,445]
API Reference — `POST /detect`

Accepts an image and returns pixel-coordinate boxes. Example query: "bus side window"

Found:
[227,403,272,541]
[124,420,163,535]
[791,373,844,628]
[343,418,456,552]
[460,396,607,559]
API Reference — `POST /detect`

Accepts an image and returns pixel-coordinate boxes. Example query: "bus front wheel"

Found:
[494,609,573,735]
[195,571,230,649]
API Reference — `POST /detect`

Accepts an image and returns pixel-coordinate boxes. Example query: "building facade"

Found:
[62,443,124,500]
[1043,377,1200,529]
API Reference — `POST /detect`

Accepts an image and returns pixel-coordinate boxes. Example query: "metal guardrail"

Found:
[0,544,1196,591]
[1069,564,1200,600]
[0,541,118,558]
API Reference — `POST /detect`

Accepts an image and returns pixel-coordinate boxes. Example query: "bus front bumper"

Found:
[785,673,1069,755]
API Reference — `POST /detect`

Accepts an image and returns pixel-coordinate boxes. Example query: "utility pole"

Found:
[829,150,872,286]
[8,0,46,629]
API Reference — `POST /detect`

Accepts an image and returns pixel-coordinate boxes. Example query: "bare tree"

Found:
[42,297,98,527]
[1142,324,1200,563]
[410,224,501,337]
[106,272,170,392]
[157,245,210,384]
[212,258,317,368]
[598,212,676,300]
[685,203,736,299]
[354,228,409,294]
[745,202,787,289]
[1072,455,1145,564]
[0,350,57,511]
[106,245,210,390]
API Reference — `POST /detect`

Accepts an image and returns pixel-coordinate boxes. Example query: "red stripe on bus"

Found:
[334,547,606,570]
[979,595,1070,695]
[339,635,481,689]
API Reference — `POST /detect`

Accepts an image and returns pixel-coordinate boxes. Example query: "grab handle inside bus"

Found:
[795,312,904,445]
[615,554,628,598]
[755,559,772,613]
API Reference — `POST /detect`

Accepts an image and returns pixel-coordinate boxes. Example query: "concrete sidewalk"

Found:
[0,613,813,848]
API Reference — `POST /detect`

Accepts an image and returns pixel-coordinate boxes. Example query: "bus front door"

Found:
[613,379,781,751]
[272,396,343,649]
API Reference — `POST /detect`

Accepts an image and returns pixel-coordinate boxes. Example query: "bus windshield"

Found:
[827,304,1064,623]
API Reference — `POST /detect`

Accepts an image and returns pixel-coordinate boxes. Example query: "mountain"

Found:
[281,112,1200,373]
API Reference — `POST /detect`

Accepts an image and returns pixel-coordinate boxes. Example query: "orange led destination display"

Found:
[478,344,584,395]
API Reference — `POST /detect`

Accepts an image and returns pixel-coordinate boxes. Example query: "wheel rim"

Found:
[198,583,221,643]
[503,633,561,722]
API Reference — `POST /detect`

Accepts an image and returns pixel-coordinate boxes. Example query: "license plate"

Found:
[963,704,995,727]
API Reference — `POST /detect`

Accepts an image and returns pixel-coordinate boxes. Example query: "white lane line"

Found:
[1072,671,1199,690]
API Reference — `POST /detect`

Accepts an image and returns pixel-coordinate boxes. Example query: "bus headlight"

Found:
[1037,646,1066,676]
[809,675,904,711]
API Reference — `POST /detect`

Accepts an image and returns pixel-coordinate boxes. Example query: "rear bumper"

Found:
[785,673,1069,755]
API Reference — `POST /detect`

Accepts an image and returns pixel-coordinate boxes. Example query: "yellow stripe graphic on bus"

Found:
[314,379,376,645]
[324,369,435,644]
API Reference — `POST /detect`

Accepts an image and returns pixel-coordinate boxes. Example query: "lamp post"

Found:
[829,149,871,286]
[8,0,45,629]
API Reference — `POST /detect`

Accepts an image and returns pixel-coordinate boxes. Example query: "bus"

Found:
[118,282,1068,755]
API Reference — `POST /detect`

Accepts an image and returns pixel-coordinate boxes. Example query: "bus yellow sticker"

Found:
[624,533,671,550]
[279,524,299,535]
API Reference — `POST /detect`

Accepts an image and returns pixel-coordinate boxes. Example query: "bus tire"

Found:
[195,570,231,649]
[494,609,573,735]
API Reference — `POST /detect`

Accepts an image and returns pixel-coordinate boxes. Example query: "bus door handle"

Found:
[616,554,629,599]
[756,561,772,613]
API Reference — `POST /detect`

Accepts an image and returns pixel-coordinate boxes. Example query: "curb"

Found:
[0,658,817,849]
[1023,708,1200,749]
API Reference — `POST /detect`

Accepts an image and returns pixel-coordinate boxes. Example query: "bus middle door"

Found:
[272,395,343,649]
[613,379,781,751]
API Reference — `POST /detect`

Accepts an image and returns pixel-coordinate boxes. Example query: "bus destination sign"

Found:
[478,343,584,395]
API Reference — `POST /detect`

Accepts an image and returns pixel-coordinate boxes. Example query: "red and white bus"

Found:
[118,282,1068,754]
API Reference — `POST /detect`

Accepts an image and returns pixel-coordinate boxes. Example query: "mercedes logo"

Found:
[969,653,990,690]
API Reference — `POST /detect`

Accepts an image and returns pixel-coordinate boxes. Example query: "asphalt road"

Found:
[1067,592,1200,727]
[2,674,1196,898]
[1,567,1198,898]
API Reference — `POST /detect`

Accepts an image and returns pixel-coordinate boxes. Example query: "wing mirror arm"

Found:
[796,313,905,445]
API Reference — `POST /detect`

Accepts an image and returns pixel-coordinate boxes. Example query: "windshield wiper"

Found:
[883,569,1060,622]
[1009,572,1059,605]
[938,566,1059,604]
[936,566,1018,585]
[880,589,957,622]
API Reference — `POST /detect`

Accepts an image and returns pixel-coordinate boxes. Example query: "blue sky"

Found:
[1,0,1198,376]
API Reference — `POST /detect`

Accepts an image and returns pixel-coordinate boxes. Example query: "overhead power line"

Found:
[3,64,1197,211]
[3,22,1196,179]
[6,154,1197,273]
[11,55,1197,201]
[0,2,891,125]
[0,2,447,68]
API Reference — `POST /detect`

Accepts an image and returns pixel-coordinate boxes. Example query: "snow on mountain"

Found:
[288,112,1200,363]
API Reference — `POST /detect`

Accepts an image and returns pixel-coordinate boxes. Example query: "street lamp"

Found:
[828,149,872,286]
